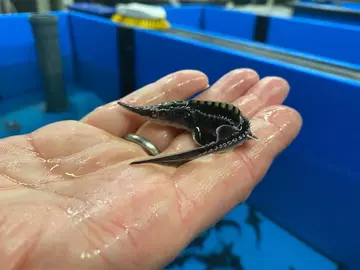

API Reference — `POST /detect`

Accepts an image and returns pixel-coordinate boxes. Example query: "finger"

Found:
[173,105,302,235]
[234,76,290,118]
[28,120,146,163]
[195,68,260,102]
[81,70,209,137]
[135,68,260,152]
[161,76,290,155]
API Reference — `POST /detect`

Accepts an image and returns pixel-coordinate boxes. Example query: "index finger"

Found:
[81,70,209,137]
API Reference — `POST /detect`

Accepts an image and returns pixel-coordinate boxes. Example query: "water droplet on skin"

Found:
[80,252,93,259]
[50,164,59,171]
[38,157,47,163]
[67,207,79,217]
[95,199,103,205]
[65,172,81,178]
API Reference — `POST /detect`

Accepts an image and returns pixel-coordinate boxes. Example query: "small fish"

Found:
[2,119,21,133]
[169,243,244,270]
[187,230,211,249]
[166,253,195,268]
[214,219,242,235]
[118,100,258,166]
[245,205,262,248]
[118,99,256,146]
[337,263,348,270]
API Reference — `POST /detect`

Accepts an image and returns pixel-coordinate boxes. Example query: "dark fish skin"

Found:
[166,243,244,270]
[2,120,21,133]
[245,205,262,248]
[188,100,247,145]
[117,100,195,129]
[214,219,241,235]
[166,254,195,268]
[118,99,258,166]
[117,100,249,146]
[187,99,244,127]
[129,125,256,166]
[117,99,242,127]
[187,231,211,249]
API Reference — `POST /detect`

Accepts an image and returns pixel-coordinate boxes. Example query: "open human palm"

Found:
[0,69,302,270]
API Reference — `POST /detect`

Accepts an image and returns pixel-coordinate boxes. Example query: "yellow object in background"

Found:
[111,3,171,30]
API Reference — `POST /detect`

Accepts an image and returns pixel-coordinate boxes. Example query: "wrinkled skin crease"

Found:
[0,121,181,270]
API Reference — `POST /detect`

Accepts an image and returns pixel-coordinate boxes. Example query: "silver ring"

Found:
[123,133,160,156]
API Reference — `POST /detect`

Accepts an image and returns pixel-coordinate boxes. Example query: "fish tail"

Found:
[130,142,219,166]
[117,101,154,117]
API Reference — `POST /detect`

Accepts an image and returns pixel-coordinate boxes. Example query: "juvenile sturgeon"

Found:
[117,100,258,166]
[118,99,254,145]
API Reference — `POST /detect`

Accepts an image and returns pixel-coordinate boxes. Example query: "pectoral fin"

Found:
[215,124,239,142]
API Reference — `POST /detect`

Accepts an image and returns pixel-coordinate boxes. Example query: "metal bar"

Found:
[161,28,360,81]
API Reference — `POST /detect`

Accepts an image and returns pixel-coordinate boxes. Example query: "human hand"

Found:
[0,69,302,269]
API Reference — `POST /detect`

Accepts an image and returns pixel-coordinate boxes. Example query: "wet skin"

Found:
[0,69,301,270]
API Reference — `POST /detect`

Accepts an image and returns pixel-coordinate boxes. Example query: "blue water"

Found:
[0,83,104,139]
[166,203,339,270]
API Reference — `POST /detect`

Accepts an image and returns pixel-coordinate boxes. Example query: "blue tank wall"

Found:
[0,11,74,100]
[266,16,360,66]
[293,2,360,25]
[134,28,360,270]
[0,12,115,138]
[69,11,120,103]
[162,6,360,68]
[164,5,204,29]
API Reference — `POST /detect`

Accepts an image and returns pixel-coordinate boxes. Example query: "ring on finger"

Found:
[123,133,161,156]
